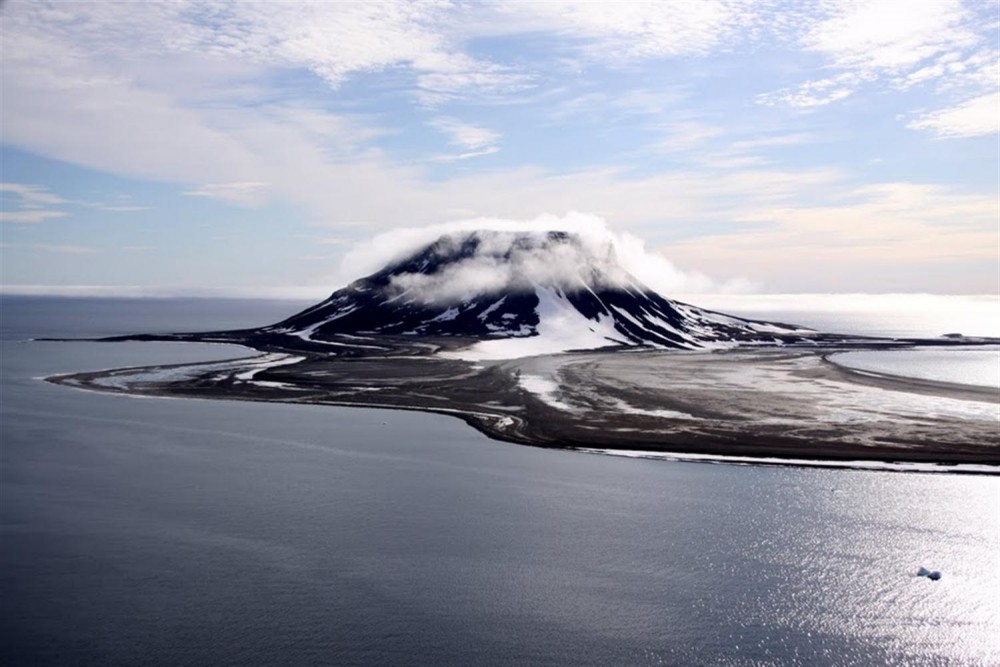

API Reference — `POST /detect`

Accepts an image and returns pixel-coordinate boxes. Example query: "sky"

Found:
[1,0,997,297]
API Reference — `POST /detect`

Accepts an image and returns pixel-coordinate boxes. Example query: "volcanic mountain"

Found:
[263,230,811,357]
[61,229,1000,466]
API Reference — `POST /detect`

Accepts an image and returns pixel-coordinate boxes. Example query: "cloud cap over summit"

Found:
[385,229,634,304]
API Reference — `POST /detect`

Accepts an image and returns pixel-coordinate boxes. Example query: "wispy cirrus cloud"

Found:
[908,92,999,139]
[0,209,69,224]
[32,244,102,254]
[500,0,746,60]
[183,181,272,206]
[92,204,150,212]
[649,121,725,155]
[0,182,148,222]
[758,0,994,119]
[0,182,69,223]
[663,181,998,292]
[5,1,529,105]
[429,117,501,151]
[427,117,501,161]
[2,242,103,253]
[803,0,978,73]
[427,147,501,163]
[0,182,68,207]
[758,72,866,108]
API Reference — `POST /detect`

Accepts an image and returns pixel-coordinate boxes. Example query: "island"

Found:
[47,230,1000,472]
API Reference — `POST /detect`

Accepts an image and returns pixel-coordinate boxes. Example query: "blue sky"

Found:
[1,0,997,296]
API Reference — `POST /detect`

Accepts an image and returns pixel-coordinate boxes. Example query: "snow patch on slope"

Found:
[608,398,698,420]
[446,287,627,360]
[478,297,507,320]
[285,305,360,342]
[429,306,461,322]
[518,374,577,412]
[234,353,305,381]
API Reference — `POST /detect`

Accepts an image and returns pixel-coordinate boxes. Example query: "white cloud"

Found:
[0,182,68,207]
[0,242,99,254]
[728,133,814,151]
[908,93,999,138]
[2,32,271,186]
[428,117,501,151]
[650,121,724,154]
[802,0,977,72]
[183,182,272,206]
[0,283,327,300]
[0,210,69,224]
[662,182,998,291]
[0,182,148,220]
[502,0,743,59]
[32,244,102,254]
[698,132,816,167]
[611,89,688,115]
[757,72,866,108]
[3,1,528,105]
[414,59,533,106]
[14,0,738,105]
[1,1,996,294]
[0,182,69,223]
[761,0,994,112]
[93,205,150,212]
[3,9,854,232]
[2,17,423,213]
[427,147,502,163]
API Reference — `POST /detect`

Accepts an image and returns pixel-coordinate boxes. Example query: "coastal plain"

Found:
[49,337,1000,469]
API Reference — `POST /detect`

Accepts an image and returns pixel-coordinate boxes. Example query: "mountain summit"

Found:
[265,230,809,357]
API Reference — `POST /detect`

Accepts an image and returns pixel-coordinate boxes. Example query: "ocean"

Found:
[1,296,998,666]
[697,293,1000,390]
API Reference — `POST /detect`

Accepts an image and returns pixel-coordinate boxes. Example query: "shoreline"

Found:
[39,371,1000,475]
[578,448,1000,475]
[823,348,999,397]
[43,339,1000,474]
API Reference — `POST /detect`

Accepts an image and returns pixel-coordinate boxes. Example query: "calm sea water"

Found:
[2,296,999,666]
[712,293,1000,390]
[691,293,1000,339]
[831,349,1000,390]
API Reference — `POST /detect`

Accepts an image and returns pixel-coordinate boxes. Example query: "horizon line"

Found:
[1,285,997,301]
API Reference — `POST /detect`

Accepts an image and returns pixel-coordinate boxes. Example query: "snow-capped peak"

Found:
[264,230,811,357]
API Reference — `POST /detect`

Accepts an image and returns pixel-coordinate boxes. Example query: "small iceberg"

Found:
[917,566,942,581]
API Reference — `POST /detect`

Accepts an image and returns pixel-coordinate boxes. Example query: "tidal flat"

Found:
[49,338,1000,471]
